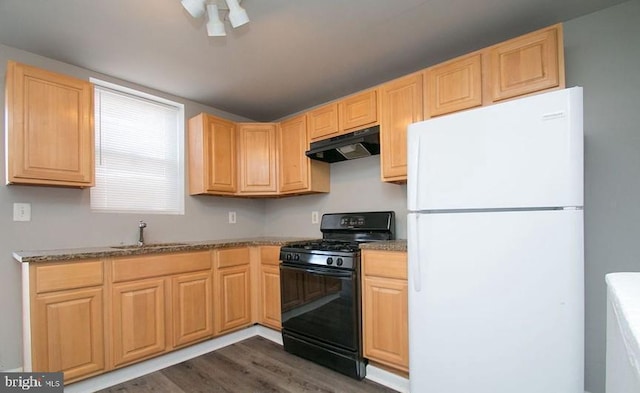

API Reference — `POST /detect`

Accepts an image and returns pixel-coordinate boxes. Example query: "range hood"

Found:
[305,125,380,163]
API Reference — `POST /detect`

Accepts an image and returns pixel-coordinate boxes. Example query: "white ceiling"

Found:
[0,0,628,121]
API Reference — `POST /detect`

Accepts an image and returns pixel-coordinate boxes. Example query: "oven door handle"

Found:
[281,264,354,278]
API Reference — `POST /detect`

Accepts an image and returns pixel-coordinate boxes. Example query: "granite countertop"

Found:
[359,240,407,252]
[13,237,312,263]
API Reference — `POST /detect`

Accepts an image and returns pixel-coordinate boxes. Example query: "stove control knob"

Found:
[294,254,300,261]
[286,253,292,261]
[336,258,343,266]
[326,257,333,265]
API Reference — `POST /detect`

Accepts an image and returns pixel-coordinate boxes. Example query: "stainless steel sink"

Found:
[110,242,189,249]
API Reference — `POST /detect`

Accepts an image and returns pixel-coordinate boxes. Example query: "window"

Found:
[91,79,185,214]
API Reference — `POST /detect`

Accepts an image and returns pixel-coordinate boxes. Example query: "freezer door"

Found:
[408,209,584,393]
[407,87,583,211]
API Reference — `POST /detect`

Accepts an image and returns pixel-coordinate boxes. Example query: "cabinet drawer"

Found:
[112,251,211,283]
[216,247,250,268]
[34,260,103,293]
[260,246,281,266]
[362,250,407,280]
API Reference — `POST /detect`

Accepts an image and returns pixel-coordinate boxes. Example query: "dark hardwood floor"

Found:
[98,336,399,393]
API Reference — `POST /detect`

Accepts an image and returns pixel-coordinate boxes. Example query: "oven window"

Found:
[280,265,358,351]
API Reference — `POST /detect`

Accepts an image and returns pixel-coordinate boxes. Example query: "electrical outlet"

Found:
[13,203,31,222]
[228,211,236,224]
[311,211,319,224]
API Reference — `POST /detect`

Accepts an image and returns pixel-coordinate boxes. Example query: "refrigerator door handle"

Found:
[409,131,421,211]
[408,213,422,292]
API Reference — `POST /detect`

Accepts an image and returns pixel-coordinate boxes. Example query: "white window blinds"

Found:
[91,80,185,214]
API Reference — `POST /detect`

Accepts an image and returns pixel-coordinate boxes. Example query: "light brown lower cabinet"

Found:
[111,278,167,367]
[110,251,213,368]
[362,250,409,374]
[26,246,284,384]
[214,247,253,335]
[258,246,282,330]
[172,271,214,347]
[29,259,105,383]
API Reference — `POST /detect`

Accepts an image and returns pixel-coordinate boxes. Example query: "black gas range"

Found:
[279,211,395,380]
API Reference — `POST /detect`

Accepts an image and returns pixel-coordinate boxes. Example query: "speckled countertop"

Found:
[360,240,407,252]
[13,237,312,263]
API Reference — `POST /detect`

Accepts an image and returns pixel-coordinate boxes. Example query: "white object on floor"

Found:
[606,273,640,393]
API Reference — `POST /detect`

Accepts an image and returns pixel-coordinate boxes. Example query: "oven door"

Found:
[280,263,359,351]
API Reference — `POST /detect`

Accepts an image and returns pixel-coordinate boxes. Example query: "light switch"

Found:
[13,203,31,222]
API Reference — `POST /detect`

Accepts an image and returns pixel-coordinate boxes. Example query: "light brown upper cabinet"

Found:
[339,89,378,133]
[308,103,340,142]
[488,24,564,102]
[278,114,330,195]
[380,73,424,183]
[188,113,237,195]
[426,53,483,117]
[5,61,94,187]
[238,123,278,195]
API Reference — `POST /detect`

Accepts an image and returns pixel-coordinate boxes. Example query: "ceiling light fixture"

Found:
[181,0,206,18]
[206,4,226,36]
[182,0,249,37]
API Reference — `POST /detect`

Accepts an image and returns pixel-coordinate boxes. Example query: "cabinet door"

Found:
[308,103,339,142]
[238,123,278,194]
[187,113,237,195]
[426,53,482,117]
[279,115,330,195]
[112,278,166,367]
[172,271,213,348]
[259,265,281,330]
[215,265,252,334]
[363,276,409,372]
[31,287,104,382]
[278,115,310,193]
[380,73,423,183]
[6,61,94,187]
[489,25,563,102]
[339,90,378,133]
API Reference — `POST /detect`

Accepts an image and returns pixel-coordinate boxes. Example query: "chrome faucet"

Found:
[138,221,147,246]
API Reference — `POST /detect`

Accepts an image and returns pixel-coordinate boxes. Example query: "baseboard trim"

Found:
[366,364,410,393]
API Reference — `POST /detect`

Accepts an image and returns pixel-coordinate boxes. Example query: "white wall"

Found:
[0,44,267,370]
[563,1,640,392]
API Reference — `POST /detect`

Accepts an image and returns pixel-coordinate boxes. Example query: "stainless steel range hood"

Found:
[305,125,380,163]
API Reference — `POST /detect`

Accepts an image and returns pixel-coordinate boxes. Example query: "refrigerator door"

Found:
[407,87,583,212]
[408,209,584,393]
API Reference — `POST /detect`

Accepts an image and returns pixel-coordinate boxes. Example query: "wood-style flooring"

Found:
[98,336,399,393]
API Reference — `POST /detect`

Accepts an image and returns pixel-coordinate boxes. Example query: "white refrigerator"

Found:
[407,87,584,393]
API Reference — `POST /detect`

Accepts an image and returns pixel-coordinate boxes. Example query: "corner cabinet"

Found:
[362,250,409,374]
[188,113,237,195]
[278,114,330,195]
[5,61,94,187]
[380,73,423,183]
[238,123,278,195]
